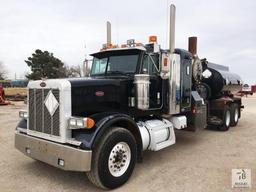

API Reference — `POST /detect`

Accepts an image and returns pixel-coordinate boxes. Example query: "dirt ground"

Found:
[0,97,255,192]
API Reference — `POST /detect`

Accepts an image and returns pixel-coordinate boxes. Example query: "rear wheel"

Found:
[87,127,137,189]
[230,103,239,127]
[218,105,231,131]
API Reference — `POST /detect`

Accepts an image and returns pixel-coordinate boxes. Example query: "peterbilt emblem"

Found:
[44,90,59,116]
[95,91,104,97]
[40,82,46,87]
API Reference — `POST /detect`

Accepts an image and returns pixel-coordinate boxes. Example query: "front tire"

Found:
[218,105,231,131]
[87,127,137,189]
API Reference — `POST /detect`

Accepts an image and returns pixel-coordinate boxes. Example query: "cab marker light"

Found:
[149,35,157,43]
[136,42,143,46]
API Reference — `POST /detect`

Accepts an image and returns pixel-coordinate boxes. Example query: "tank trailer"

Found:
[15,5,243,189]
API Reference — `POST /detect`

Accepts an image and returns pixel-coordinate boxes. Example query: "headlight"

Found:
[69,119,76,126]
[19,110,28,119]
[68,117,95,129]
[76,119,84,127]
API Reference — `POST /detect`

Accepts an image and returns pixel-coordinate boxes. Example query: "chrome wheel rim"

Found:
[234,108,239,123]
[108,142,131,177]
[226,110,231,127]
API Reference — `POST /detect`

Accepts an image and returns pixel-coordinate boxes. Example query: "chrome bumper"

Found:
[15,132,92,172]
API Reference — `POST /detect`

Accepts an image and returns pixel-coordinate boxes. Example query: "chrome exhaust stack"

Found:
[106,21,111,45]
[188,36,203,83]
[169,4,176,53]
[188,36,198,56]
[168,4,181,115]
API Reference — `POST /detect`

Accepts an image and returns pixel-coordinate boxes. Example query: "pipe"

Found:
[188,36,197,56]
[106,21,111,45]
[169,4,176,53]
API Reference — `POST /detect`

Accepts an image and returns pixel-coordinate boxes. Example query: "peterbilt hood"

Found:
[68,77,133,117]
[28,77,133,117]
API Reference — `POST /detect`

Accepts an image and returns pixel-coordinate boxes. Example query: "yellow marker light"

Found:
[107,43,113,49]
[86,118,95,129]
[149,36,157,43]
[164,57,168,66]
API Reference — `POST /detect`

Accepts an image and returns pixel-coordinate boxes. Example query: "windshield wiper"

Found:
[106,71,131,76]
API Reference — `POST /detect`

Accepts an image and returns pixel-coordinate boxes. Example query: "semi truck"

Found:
[239,84,254,96]
[15,5,243,189]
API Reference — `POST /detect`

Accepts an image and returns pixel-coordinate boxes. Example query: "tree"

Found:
[25,49,66,80]
[64,65,82,78]
[0,62,7,80]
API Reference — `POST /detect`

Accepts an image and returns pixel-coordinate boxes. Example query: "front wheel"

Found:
[87,127,137,189]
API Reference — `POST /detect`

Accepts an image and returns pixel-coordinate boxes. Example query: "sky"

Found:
[0,0,255,84]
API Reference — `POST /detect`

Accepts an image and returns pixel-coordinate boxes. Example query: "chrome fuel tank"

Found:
[134,74,150,110]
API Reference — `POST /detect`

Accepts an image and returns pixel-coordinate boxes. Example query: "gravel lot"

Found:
[0,97,255,192]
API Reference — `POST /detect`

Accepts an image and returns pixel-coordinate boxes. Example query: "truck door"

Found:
[142,53,162,108]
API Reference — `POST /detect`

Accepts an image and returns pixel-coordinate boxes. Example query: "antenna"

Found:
[83,43,89,77]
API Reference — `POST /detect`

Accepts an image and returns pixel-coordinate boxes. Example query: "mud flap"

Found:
[186,91,207,131]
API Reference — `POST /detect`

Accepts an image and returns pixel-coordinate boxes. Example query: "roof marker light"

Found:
[149,36,157,43]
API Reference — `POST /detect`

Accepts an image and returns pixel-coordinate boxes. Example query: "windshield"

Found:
[91,54,139,75]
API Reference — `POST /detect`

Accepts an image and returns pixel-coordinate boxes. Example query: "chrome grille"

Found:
[28,88,60,136]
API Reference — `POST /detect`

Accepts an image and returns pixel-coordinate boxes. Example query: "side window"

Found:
[91,58,108,74]
[142,54,159,75]
[107,55,138,73]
